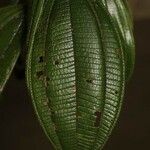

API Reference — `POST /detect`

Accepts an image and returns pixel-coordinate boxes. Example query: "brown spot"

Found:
[86,79,93,84]
[116,49,121,58]
[53,124,57,131]
[117,48,121,52]
[94,111,101,127]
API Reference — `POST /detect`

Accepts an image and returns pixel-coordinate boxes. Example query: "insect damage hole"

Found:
[38,56,44,63]
[86,78,93,84]
[94,111,101,127]
[54,60,60,65]
[115,90,118,95]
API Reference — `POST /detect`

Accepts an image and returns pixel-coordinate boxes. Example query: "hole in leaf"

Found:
[39,56,44,63]
[94,111,101,127]
[54,60,60,65]
[115,90,118,95]
[86,79,93,84]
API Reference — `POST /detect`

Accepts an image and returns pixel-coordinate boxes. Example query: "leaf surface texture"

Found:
[26,0,128,149]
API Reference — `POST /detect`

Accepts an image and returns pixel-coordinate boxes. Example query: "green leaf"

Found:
[0,5,23,93]
[26,1,62,149]
[101,0,135,80]
[87,1,125,149]
[26,0,126,149]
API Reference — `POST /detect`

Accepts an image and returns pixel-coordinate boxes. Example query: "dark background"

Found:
[0,1,150,150]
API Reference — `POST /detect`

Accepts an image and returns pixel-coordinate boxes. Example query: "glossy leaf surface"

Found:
[102,0,135,80]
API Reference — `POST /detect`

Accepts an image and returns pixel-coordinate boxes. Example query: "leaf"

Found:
[0,5,23,93]
[101,0,135,80]
[86,1,125,149]
[26,1,62,149]
[26,0,126,150]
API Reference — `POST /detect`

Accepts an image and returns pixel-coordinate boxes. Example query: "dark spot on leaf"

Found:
[115,90,118,95]
[53,124,58,131]
[86,79,93,84]
[94,111,101,127]
[39,56,44,63]
[51,111,56,126]
[46,77,50,81]
[54,60,60,65]
[36,71,44,79]
[51,111,55,115]
[95,3,98,8]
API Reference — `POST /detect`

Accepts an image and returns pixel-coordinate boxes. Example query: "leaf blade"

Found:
[0,5,23,93]
[26,1,62,149]
[101,0,135,80]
